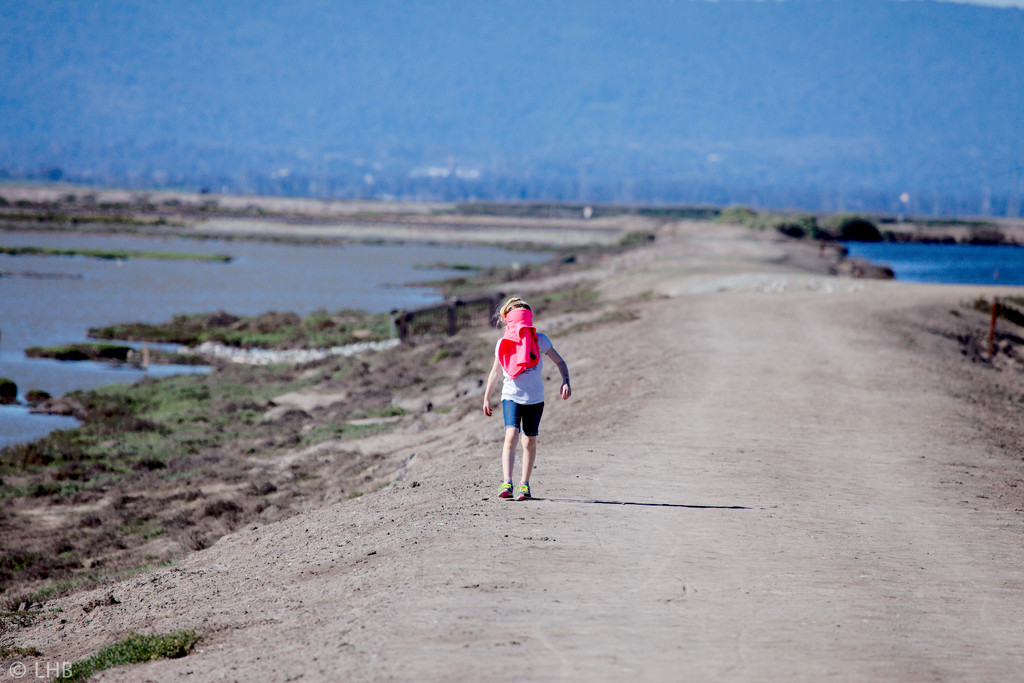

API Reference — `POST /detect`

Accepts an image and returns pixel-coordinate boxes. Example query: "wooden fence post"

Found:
[491,292,505,327]
[392,292,508,341]
[988,297,999,358]
[447,301,460,336]
[391,310,409,342]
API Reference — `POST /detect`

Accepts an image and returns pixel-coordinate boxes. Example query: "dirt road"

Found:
[7,224,1024,681]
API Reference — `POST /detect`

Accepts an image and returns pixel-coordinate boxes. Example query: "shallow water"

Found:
[0,231,547,446]
[841,241,1024,286]
[0,403,83,446]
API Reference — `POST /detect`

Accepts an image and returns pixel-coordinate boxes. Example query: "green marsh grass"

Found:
[25,343,133,362]
[89,309,392,349]
[0,245,231,262]
[0,354,394,501]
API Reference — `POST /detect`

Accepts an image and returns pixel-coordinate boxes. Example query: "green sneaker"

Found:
[498,481,514,499]
[515,483,532,501]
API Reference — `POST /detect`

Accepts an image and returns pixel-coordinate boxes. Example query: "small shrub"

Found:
[29,481,63,498]
[770,213,818,239]
[973,297,1024,328]
[617,231,656,248]
[967,226,1006,245]
[0,644,43,658]
[246,481,277,496]
[25,389,51,404]
[79,513,103,528]
[822,214,882,242]
[0,378,17,405]
[429,349,451,364]
[716,206,758,224]
[0,551,40,584]
[203,499,243,518]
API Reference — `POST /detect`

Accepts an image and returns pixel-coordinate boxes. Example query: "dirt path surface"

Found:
[7,223,1024,681]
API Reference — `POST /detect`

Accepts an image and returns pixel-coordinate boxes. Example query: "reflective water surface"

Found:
[842,241,1024,286]
[0,231,546,445]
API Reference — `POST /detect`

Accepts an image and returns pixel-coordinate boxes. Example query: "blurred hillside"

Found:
[1,0,1022,215]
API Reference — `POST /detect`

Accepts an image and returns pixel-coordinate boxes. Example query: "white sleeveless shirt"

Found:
[496,333,552,405]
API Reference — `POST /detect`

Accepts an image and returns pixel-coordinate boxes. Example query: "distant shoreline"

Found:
[4,183,1024,249]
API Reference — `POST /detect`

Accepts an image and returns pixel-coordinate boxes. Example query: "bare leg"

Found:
[502,427,520,481]
[521,434,537,484]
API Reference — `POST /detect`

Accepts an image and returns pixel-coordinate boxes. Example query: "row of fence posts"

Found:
[391,292,505,341]
[0,292,1006,370]
[389,291,1008,357]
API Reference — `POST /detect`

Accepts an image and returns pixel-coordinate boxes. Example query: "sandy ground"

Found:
[4,222,1024,681]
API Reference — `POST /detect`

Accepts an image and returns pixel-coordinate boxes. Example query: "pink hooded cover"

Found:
[497,308,540,378]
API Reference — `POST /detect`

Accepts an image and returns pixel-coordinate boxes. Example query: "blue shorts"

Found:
[502,400,545,437]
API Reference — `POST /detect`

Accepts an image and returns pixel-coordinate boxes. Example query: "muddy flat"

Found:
[6,222,1024,682]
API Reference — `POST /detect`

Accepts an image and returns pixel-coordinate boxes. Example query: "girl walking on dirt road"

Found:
[482,296,571,501]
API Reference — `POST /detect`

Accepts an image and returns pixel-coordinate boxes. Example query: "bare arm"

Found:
[545,346,572,400]
[482,356,502,416]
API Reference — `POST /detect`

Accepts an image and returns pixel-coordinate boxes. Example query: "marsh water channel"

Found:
[0,231,548,446]
[842,241,1024,286]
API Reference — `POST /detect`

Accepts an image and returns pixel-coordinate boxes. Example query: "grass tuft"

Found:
[0,644,43,658]
[64,630,200,682]
[971,297,1024,329]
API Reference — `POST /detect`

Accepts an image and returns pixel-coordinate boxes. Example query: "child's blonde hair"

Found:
[497,296,531,324]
